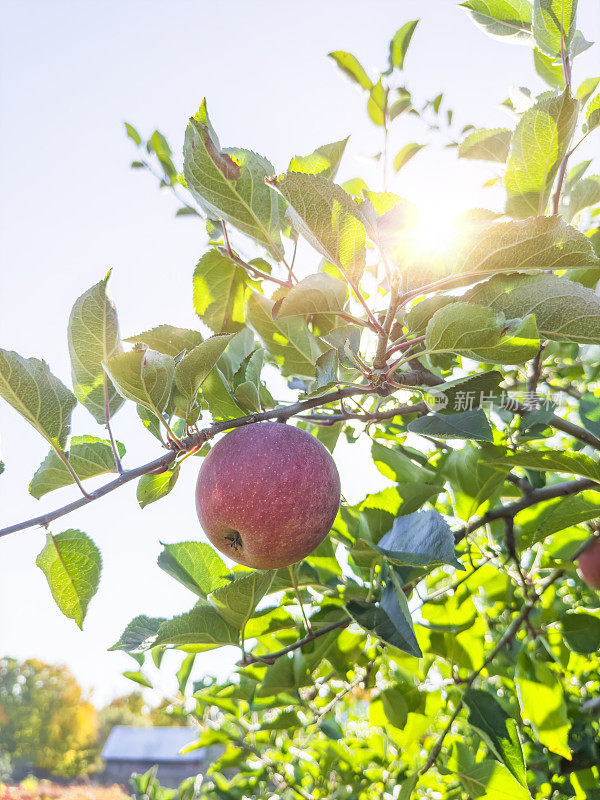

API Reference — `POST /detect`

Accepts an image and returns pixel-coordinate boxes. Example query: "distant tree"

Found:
[0,658,97,778]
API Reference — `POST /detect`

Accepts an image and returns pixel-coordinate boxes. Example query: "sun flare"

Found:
[410,202,461,258]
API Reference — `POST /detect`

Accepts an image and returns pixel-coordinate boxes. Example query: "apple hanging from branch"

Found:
[195,422,341,570]
[578,538,600,590]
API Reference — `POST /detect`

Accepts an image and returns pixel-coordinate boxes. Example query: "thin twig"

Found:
[53,448,92,500]
[373,285,402,370]
[241,618,351,667]
[454,477,597,544]
[104,374,123,473]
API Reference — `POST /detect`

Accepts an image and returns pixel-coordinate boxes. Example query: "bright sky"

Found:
[1,0,598,707]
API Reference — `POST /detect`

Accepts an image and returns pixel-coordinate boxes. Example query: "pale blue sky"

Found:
[1,0,598,706]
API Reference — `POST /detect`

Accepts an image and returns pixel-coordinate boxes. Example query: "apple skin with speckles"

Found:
[578,538,600,590]
[195,422,341,570]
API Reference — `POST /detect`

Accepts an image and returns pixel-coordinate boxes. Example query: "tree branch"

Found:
[241,618,351,667]
[0,386,378,539]
[454,477,597,544]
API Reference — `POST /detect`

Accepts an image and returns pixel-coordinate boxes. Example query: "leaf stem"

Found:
[241,617,351,667]
[53,446,92,500]
[219,223,291,288]
[103,374,123,473]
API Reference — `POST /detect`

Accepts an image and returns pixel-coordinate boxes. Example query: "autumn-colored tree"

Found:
[0,658,97,778]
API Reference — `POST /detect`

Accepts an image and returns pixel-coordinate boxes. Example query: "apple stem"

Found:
[289,564,312,637]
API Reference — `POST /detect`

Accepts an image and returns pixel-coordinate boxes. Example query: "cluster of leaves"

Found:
[2,1,600,797]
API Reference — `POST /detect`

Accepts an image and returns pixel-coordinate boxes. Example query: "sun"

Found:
[411,201,461,258]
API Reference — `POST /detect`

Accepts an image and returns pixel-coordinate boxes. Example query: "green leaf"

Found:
[367,78,387,127]
[36,530,101,629]
[193,250,248,334]
[443,444,507,521]
[176,653,196,693]
[68,273,124,424]
[504,91,578,218]
[463,688,527,786]
[383,571,422,656]
[109,615,166,652]
[288,138,349,180]
[183,100,283,258]
[275,274,348,319]
[486,447,600,482]
[529,490,600,544]
[122,670,153,689]
[255,654,297,697]
[579,393,600,437]
[458,759,532,800]
[379,686,409,728]
[103,346,174,419]
[576,77,600,103]
[562,612,600,654]
[247,291,326,378]
[516,660,571,759]
[124,122,142,146]
[371,442,437,484]
[0,350,77,450]
[124,325,203,357]
[137,466,179,508]
[346,597,421,657]
[313,348,338,391]
[386,20,419,72]
[158,542,229,598]
[210,571,274,628]
[460,0,533,43]
[398,776,419,800]
[586,92,600,131]
[428,370,503,414]
[327,51,372,90]
[266,172,366,283]
[200,367,246,421]
[408,409,494,442]
[458,128,512,162]
[533,0,577,58]
[29,435,125,499]
[569,175,600,220]
[406,296,456,335]
[174,334,235,406]
[449,216,600,276]
[565,158,592,190]
[426,302,501,352]
[367,510,463,570]
[466,273,600,344]
[393,143,426,173]
[427,301,540,364]
[153,601,240,649]
[533,47,565,88]
[232,347,273,412]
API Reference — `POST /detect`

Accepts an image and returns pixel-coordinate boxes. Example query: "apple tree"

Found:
[2,2,600,797]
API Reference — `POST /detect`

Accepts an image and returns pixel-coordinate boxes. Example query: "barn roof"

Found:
[101,726,204,762]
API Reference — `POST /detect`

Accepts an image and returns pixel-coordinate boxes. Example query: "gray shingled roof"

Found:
[102,726,205,762]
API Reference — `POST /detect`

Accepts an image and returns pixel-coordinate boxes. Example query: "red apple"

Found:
[195,422,341,570]
[578,538,600,590]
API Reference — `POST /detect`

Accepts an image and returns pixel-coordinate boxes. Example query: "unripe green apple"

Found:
[578,538,600,590]
[195,422,341,570]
